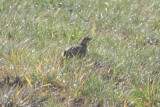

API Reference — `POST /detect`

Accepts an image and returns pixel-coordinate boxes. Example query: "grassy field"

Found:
[0,0,160,106]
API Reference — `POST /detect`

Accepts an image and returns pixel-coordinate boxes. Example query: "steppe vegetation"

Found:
[0,0,160,106]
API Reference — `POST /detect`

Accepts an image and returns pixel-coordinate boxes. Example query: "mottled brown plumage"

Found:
[64,37,91,58]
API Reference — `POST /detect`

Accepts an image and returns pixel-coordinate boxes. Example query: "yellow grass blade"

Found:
[20,97,27,104]
[136,35,138,40]
[36,61,42,74]
[92,21,96,34]
[150,79,156,95]
[22,99,30,106]
[42,83,51,87]
[124,98,127,107]
[25,75,33,87]
[21,97,30,106]
[2,104,5,107]
[16,89,23,98]
[4,94,9,98]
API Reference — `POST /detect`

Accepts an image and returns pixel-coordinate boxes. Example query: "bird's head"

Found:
[81,37,92,45]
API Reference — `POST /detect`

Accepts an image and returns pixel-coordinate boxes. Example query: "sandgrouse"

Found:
[64,37,91,58]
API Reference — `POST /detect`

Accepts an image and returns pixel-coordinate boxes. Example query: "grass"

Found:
[0,0,160,106]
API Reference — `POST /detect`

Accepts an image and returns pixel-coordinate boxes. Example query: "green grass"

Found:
[0,0,160,106]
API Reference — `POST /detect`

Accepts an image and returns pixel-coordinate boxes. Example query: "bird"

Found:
[64,37,92,58]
